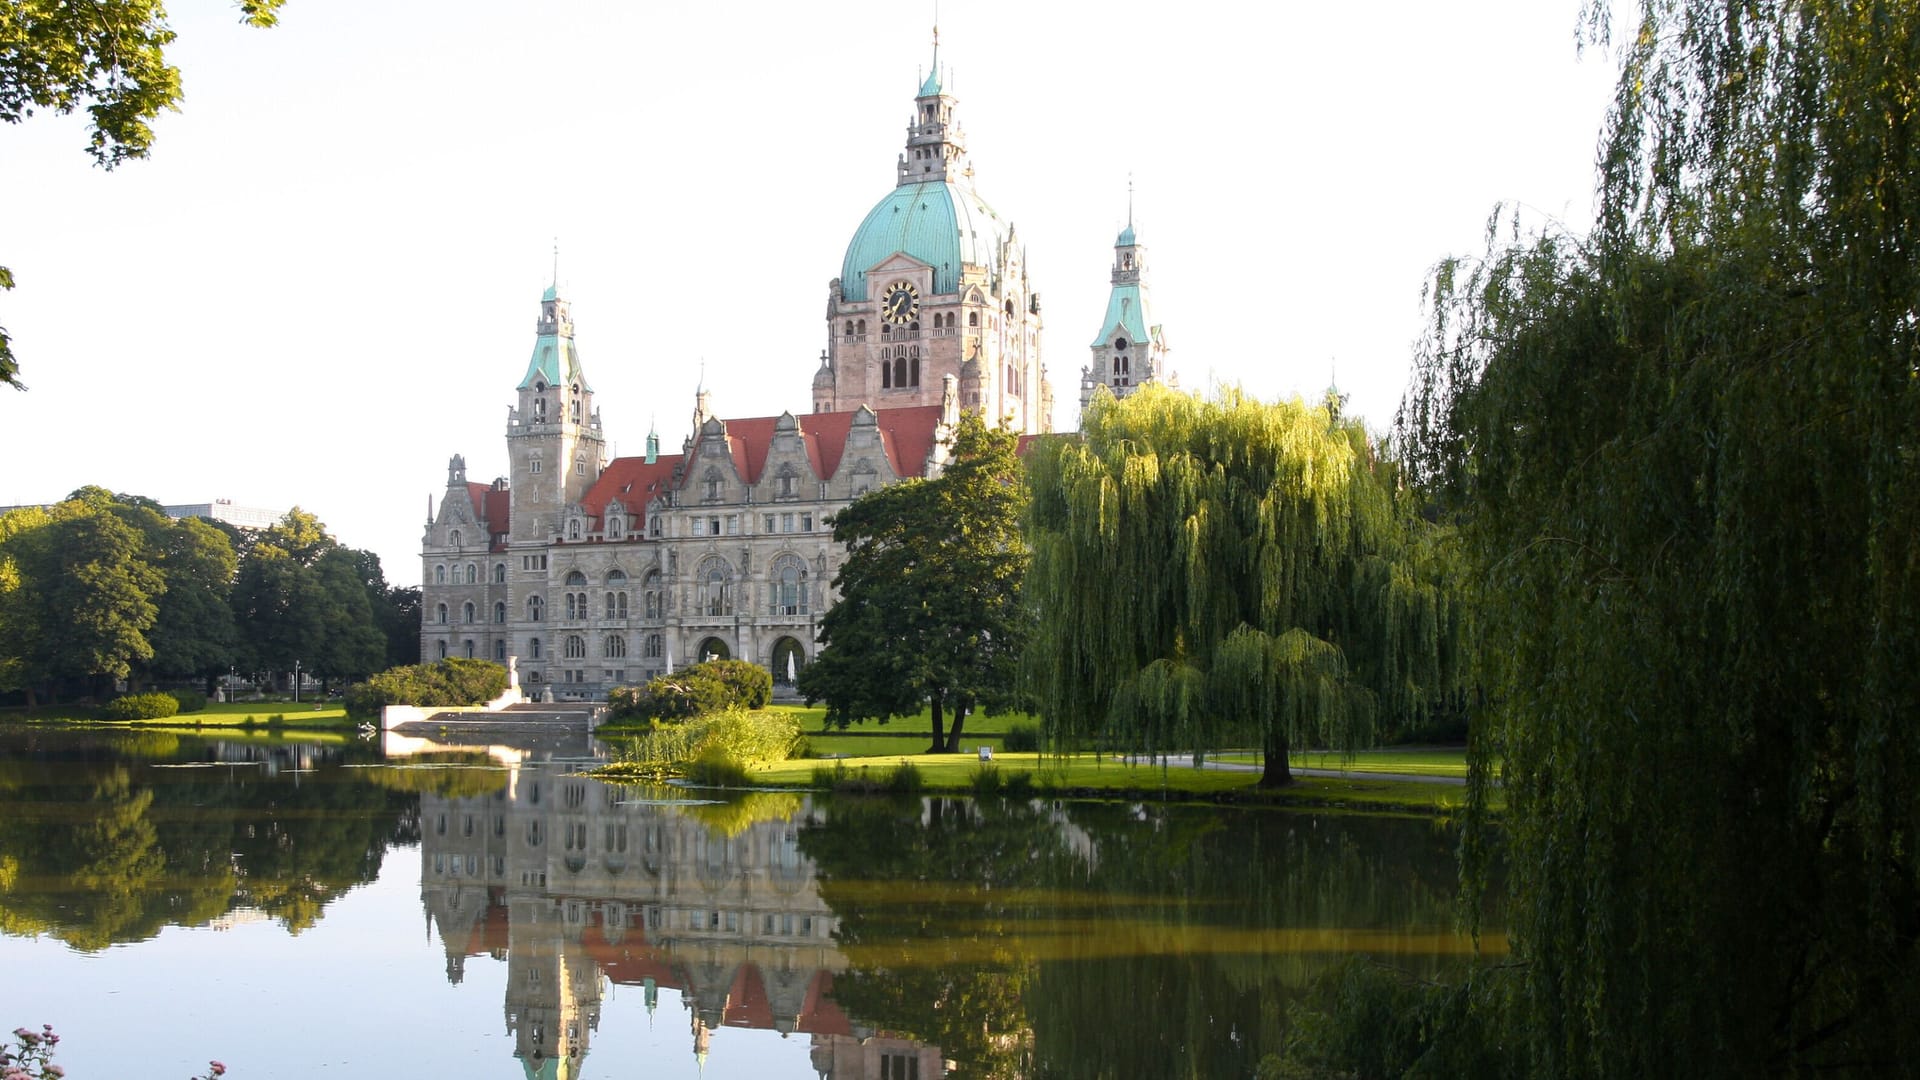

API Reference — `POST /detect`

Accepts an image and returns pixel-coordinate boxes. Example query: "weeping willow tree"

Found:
[1025,385,1468,786]
[1398,2,1920,1074]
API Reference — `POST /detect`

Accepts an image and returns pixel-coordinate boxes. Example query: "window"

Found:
[463,639,475,659]
[494,601,506,623]
[530,638,542,659]
[708,516,720,535]
[565,593,578,620]
[772,555,809,616]
[779,471,795,497]
[698,558,733,616]
[649,515,661,537]
[764,514,776,533]
[466,564,477,583]
[565,635,586,659]
[693,516,707,537]
[494,563,507,583]
[436,641,447,659]
[607,516,622,539]
[725,515,739,536]
[643,570,662,619]
[703,470,722,502]
[531,458,542,474]
[604,635,626,658]
[781,513,794,533]
[435,565,446,584]
[568,518,581,539]
[495,640,507,660]
[644,634,662,659]
[463,602,475,623]
[528,596,545,621]
[801,512,813,532]
[969,311,979,327]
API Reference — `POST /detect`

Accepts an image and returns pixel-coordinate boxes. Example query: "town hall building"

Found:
[420,44,1175,697]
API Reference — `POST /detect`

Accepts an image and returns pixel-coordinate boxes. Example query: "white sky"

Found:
[1,0,1622,584]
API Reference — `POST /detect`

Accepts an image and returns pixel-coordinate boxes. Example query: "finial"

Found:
[932,1,940,75]
[697,359,706,393]
[1128,173,1134,228]
[551,238,559,291]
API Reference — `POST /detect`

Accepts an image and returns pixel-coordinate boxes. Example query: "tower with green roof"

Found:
[507,283,606,547]
[1080,208,1174,417]
[815,31,1054,433]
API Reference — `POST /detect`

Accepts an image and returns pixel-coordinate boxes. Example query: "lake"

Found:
[0,729,1489,1078]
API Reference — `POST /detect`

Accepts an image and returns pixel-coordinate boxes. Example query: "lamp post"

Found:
[293,660,301,704]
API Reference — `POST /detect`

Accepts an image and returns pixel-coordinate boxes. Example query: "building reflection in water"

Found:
[418,768,945,1079]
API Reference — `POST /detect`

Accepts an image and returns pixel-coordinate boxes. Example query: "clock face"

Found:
[882,282,920,325]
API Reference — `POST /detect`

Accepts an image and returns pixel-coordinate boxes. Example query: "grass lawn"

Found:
[767,703,1038,737]
[0,699,358,728]
[1206,747,1484,779]
[740,751,1489,814]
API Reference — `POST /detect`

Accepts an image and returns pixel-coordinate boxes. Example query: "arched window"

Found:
[494,563,507,583]
[466,564,477,583]
[463,639,475,659]
[463,602,475,623]
[494,601,506,623]
[882,357,892,389]
[909,348,920,387]
[530,637,543,659]
[857,318,866,335]
[528,595,545,621]
[568,518,581,539]
[893,355,907,388]
[450,530,462,548]
[436,641,447,659]
[968,311,979,327]
[604,635,626,659]
[607,569,626,587]
[495,640,507,661]
[844,320,854,337]
[698,557,733,617]
[436,603,448,624]
[565,635,586,660]
[435,565,446,584]
[772,555,809,616]
[570,383,582,423]
[565,570,587,585]
[642,569,662,620]
[703,469,723,502]
[644,634,662,659]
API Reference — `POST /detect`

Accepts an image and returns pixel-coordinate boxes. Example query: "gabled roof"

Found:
[464,482,511,547]
[686,405,945,485]
[580,454,685,527]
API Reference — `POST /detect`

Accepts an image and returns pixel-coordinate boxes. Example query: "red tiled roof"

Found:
[580,454,685,528]
[796,969,853,1036]
[722,964,774,1029]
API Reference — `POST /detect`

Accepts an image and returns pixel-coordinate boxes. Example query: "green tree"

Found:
[310,547,385,687]
[144,517,238,685]
[799,411,1031,752]
[1026,386,1466,786]
[6,506,164,701]
[230,544,323,679]
[1397,2,1920,1073]
[1,0,285,390]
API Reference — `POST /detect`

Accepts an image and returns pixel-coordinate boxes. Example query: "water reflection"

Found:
[0,730,1493,1079]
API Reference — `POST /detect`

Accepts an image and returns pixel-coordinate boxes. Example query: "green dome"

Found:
[840,181,1007,302]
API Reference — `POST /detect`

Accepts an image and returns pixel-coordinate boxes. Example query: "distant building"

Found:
[163,499,283,530]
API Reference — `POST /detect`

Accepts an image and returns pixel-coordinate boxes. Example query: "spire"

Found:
[543,240,559,302]
[645,417,659,464]
[901,22,967,186]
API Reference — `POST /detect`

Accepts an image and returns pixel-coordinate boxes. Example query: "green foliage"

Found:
[695,658,772,709]
[800,411,1031,752]
[607,659,770,723]
[341,658,508,718]
[608,707,803,780]
[1001,724,1040,752]
[167,688,207,713]
[100,691,178,720]
[1262,959,1520,1080]
[1026,386,1469,786]
[1396,1,1920,1073]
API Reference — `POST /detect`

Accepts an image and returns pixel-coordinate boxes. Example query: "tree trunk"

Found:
[926,694,948,753]
[943,698,972,753]
[1260,725,1296,788]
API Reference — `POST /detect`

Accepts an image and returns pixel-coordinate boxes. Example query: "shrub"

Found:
[1002,724,1041,752]
[344,659,509,718]
[694,658,772,709]
[969,763,1004,795]
[616,707,803,777]
[101,691,180,721]
[607,659,769,724]
[168,688,209,713]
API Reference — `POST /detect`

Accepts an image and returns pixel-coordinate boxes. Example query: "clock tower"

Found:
[814,36,1053,433]
[1080,209,1173,417]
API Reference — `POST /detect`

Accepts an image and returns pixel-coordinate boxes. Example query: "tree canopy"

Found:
[798,411,1031,752]
[1025,385,1467,785]
[1397,1,1920,1073]
[0,0,285,389]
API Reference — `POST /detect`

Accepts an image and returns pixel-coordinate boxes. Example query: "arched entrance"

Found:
[696,637,731,663]
[771,637,807,686]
